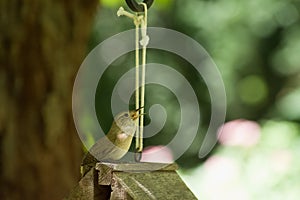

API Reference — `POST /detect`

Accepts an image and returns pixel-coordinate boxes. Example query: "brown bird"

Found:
[81,110,140,176]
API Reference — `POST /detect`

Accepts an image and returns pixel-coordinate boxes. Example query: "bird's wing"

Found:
[82,136,115,165]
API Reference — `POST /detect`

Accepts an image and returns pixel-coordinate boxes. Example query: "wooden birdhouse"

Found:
[66,162,197,199]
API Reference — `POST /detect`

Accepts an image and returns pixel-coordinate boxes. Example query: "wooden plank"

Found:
[111,178,134,200]
[113,171,197,200]
[68,162,196,199]
[97,163,113,186]
[95,162,178,172]
[65,169,111,200]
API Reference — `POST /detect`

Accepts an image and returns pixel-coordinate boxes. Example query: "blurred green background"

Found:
[91,0,300,199]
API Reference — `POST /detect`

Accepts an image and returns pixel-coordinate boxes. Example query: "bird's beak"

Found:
[131,110,146,120]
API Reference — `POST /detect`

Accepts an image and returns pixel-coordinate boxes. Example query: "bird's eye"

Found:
[124,113,129,117]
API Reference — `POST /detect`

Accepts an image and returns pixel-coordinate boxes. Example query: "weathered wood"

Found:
[98,163,114,186]
[65,168,111,200]
[68,162,196,199]
[95,162,178,172]
[113,171,196,200]
[111,178,134,200]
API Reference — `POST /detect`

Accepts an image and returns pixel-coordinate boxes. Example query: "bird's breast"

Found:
[120,125,135,135]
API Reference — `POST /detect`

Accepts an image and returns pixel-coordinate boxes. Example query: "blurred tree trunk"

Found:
[0,1,98,199]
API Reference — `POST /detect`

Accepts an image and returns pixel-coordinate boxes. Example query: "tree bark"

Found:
[0,1,98,199]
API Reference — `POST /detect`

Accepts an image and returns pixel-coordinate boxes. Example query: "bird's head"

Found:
[114,108,144,133]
